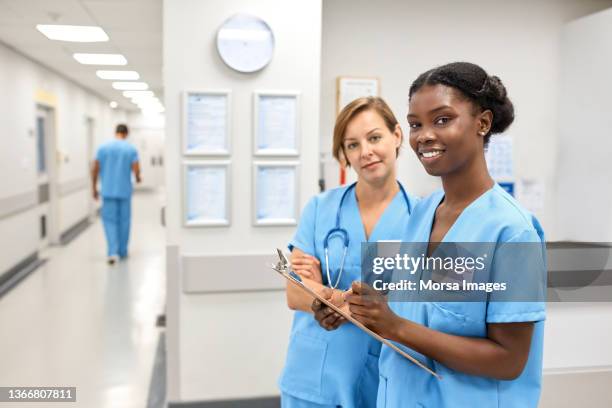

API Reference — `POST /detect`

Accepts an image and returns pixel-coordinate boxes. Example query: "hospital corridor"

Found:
[0,190,166,407]
[2,0,612,407]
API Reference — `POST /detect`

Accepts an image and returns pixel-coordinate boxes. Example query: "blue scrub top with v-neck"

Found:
[279,183,418,407]
[378,183,546,408]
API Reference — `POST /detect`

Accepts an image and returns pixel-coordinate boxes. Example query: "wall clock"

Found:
[216,13,274,73]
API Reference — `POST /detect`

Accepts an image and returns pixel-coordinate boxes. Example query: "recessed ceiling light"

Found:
[130,93,156,99]
[138,105,164,112]
[112,82,148,91]
[123,91,154,98]
[132,96,159,103]
[109,101,118,109]
[134,96,161,104]
[36,24,109,42]
[96,70,140,80]
[73,53,127,65]
[136,100,163,108]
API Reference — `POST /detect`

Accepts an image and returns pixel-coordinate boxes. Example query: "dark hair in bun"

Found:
[409,62,514,145]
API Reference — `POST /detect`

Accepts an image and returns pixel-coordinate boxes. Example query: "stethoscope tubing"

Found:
[323,181,411,289]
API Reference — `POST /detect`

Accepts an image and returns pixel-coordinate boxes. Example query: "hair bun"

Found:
[487,75,514,134]
[486,75,507,101]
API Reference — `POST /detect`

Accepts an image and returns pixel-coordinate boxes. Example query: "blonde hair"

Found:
[333,96,401,167]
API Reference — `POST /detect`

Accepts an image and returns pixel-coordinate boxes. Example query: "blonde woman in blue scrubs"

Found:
[279,97,418,407]
[345,62,547,407]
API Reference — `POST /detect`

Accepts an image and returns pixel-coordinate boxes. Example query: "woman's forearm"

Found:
[389,317,533,380]
[286,278,326,313]
[286,279,344,313]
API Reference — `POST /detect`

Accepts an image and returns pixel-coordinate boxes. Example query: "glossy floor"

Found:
[0,191,166,407]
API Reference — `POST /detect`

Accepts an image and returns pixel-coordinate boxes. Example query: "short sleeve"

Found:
[95,147,104,162]
[288,196,318,256]
[486,229,547,323]
[131,147,139,163]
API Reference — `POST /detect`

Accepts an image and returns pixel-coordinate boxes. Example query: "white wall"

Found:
[164,0,321,402]
[165,1,321,253]
[0,41,126,273]
[555,8,612,242]
[320,0,612,240]
[0,43,39,271]
[127,112,166,190]
[545,302,612,370]
[542,7,612,390]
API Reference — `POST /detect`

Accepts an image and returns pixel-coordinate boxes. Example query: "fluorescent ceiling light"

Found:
[133,96,159,104]
[140,101,163,108]
[132,97,160,106]
[131,94,157,101]
[123,91,153,98]
[137,104,164,111]
[112,82,148,91]
[96,70,139,80]
[135,98,161,105]
[36,24,109,42]
[73,53,127,65]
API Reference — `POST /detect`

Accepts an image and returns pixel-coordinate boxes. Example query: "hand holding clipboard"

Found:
[272,249,440,379]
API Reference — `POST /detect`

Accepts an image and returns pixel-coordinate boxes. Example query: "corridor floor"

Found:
[0,190,166,407]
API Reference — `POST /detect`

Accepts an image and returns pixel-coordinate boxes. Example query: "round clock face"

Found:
[216,13,274,73]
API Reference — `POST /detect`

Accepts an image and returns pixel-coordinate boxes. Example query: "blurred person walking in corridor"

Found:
[92,124,141,265]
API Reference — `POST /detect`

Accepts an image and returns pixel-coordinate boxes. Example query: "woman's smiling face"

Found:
[407,84,490,177]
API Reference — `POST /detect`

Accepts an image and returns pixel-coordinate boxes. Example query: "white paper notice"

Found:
[187,94,227,153]
[485,134,513,180]
[256,166,295,222]
[516,179,545,214]
[257,95,297,152]
[339,78,378,111]
[186,166,226,222]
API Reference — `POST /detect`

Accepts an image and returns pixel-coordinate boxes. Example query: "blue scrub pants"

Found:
[101,197,131,258]
[281,393,339,408]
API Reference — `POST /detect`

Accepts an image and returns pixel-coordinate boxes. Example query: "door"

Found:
[36,105,59,247]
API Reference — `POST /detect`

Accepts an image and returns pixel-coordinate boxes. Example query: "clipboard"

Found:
[271,249,440,379]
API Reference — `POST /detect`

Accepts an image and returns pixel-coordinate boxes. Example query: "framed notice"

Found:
[484,134,513,180]
[336,77,379,113]
[183,161,230,227]
[183,90,231,156]
[253,161,299,226]
[253,91,300,156]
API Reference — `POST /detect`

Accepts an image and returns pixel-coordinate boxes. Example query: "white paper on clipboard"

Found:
[271,249,440,379]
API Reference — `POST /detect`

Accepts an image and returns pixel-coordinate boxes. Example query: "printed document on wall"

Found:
[186,165,227,224]
[485,134,513,180]
[337,77,379,111]
[256,95,297,154]
[186,93,228,154]
[255,165,296,224]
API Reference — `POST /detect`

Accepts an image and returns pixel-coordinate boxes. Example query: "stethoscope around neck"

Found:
[323,181,412,289]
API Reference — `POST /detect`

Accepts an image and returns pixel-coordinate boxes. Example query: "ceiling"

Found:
[0,0,162,111]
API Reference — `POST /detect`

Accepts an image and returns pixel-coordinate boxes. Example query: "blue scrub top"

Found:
[279,183,418,407]
[378,184,546,408]
[96,139,139,199]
